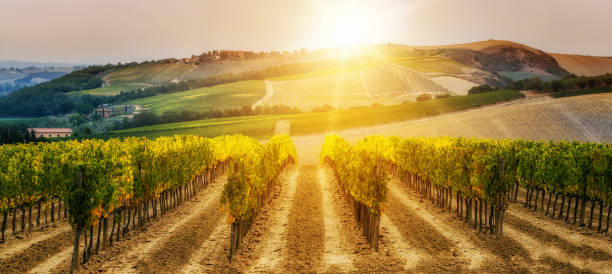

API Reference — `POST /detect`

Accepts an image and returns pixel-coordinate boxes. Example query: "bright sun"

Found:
[330,10,370,47]
[317,3,375,48]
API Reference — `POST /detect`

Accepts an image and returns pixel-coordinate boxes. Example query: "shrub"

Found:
[468,84,495,94]
[416,93,432,101]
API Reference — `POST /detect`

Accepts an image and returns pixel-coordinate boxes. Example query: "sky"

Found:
[1,0,611,64]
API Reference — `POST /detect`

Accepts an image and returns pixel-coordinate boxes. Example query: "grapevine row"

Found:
[320,135,389,249]
[0,134,296,272]
[220,134,297,259]
[321,135,611,241]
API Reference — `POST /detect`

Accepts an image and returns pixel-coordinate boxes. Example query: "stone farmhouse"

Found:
[28,128,72,138]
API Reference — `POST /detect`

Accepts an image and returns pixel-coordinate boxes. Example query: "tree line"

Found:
[111,104,306,130]
[469,73,612,95]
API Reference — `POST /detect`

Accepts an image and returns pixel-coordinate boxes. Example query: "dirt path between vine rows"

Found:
[504,214,612,273]
[388,176,612,273]
[279,165,324,272]
[506,203,612,255]
[194,166,298,273]
[320,165,405,272]
[28,246,72,274]
[0,227,73,273]
[247,166,300,272]
[317,166,355,272]
[180,216,228,273]
[386,179,492,270]
[0,224,70,260]
[95,175,227,273]
[132,188,227,273]
[512,187,612,241]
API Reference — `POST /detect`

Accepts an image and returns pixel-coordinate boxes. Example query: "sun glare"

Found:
[331,10,370,47]
[316,3,376,49]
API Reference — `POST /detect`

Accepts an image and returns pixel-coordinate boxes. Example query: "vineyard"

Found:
[322,135,611,238]
[1,131,612,273]
[254,64,453,110]
[104,59,290,87]
[0,134,296,273]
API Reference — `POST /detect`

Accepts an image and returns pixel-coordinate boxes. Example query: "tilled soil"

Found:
[390,177,610,273]
[184,217,229,273]
[0,224,70,260]
[504,217,612,273]
[215,166,298,273]
[0,229,73,273]
[387,180,538,273]
[505,213,612,261]
[321,165,405,273]
[134,197,225,273]
[384,185,469,272]
[280,165,324,272]
[513,188,612,241]
[509,203,612,249]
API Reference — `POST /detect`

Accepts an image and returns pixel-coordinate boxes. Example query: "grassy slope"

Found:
[67,85,127,96]
[551,88,612,98]
[103,90,523,139]
[394,56,468,74]
[126,80,266,114]
[105,63,196,85]
[102,115,278,139]
[289,89,522,135]
[0,117,45,125]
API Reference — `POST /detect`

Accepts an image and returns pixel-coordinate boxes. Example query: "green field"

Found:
[103,115,279,139]
[105,63,196,86]
[67,85,128,96]
[394,56,469,74]
[551,88,612,98]
[126,80,266,114]
[103,90,523,139]
[0,117,45,125]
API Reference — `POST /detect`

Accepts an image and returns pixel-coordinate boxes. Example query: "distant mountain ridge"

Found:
[0,65,84,95]
[0,60,87,69]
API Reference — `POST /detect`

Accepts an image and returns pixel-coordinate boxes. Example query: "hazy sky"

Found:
[1,0,611,64]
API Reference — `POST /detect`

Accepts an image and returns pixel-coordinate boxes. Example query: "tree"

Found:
[468,84,494,95]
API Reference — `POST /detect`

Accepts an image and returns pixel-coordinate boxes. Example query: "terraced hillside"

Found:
[105,59,289,86]
[254,63,459,110]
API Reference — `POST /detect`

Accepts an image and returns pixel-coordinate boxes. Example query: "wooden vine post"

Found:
[70,170,83,274]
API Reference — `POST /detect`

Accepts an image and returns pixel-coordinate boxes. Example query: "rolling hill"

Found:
[101,59,292,92]
[291,92,612,165]
[550,53,612,76]
[127,80,266,114]
[3,39,611,118]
